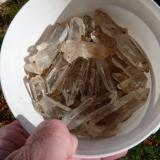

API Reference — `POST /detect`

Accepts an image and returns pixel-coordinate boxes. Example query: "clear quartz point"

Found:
[29,76,47,101]
[62,97,94,125]
[62,57,88,106]
[36,25,53,45]
[41,96,71,111]
[68,17,86,40]
[46,53,69,93]
[25,44,58,74]
[94,9,149,72]
[95,9,128,36]
[83,15,95,39]
[39,96,70,119]
[61,40,110,63]
[116,34,150,72]
[84,122,106,138]
[112,57,148,90]
[112,72,128,83]
[24,63,42,75]
[37,23,69,45]
[79,59,91,100]
[91,27,116,55]
[96,59,116,92]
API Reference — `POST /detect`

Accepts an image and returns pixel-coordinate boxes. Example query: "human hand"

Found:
[2,120,77,160]
[0,120,127,160]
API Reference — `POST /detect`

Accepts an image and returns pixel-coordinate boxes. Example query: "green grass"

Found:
[6,0,28,18]
[0,1,160,159]
[120,131,160,159]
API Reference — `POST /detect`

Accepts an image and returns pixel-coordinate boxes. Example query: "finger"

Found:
[70,134,78,154]
[0,121,29,160]
[0,121,29,149]
[0,150,10,160]
[3,150,19,160]
[2,121,29,138]
[6,119,78,160]
[5,146,33,160]
[26,119,78,160]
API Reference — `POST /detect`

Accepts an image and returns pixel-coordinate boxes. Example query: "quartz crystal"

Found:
[24,10,151,139]
[95,9,149,72]
[68,17,86,40]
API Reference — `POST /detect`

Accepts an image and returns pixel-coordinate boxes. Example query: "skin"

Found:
[0,120,127,160]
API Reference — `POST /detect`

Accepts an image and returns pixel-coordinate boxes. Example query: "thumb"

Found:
[27,119,78,160]
[5,120,78,160]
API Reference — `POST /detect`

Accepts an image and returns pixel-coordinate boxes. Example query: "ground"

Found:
[0,1,160,159]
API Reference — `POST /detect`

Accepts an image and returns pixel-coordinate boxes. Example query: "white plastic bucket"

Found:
[1,0,160,158]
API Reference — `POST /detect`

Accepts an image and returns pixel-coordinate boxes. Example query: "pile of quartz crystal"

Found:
[24,10,150,138]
